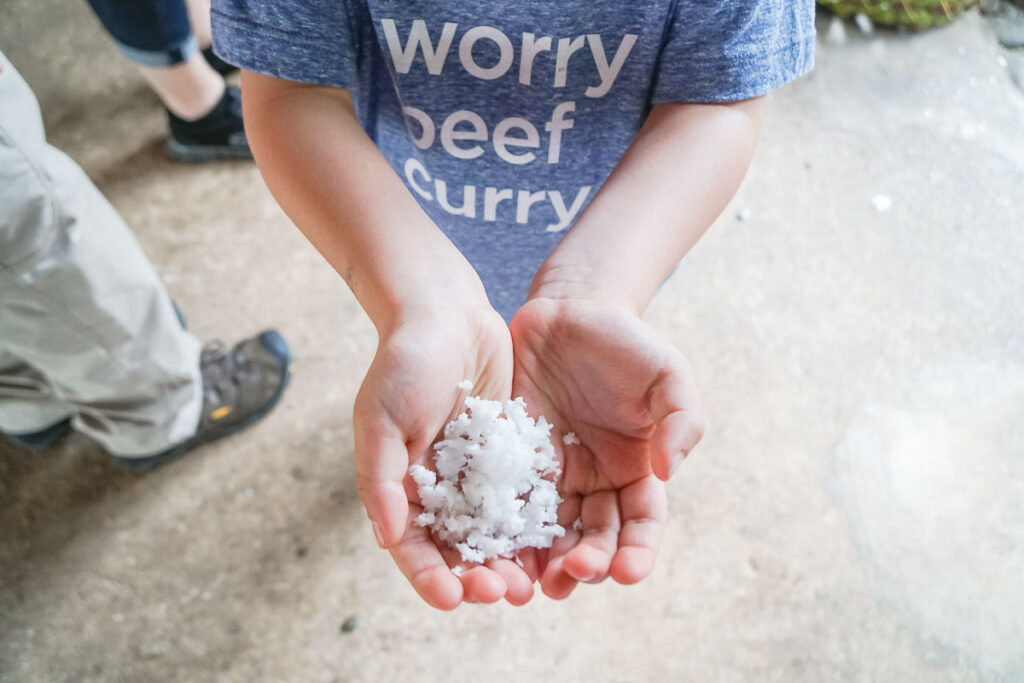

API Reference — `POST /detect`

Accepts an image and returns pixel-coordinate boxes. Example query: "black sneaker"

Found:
[166,85,252,163]
[114,330,292,472]
[202,46,238,77]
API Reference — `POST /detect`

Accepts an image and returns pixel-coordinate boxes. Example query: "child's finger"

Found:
[539,495,583,599]
[561,490,621,584]
[515,547,543,583]
[388,510,465,610]
[609,475,667,585]
[485,558,534,606]
[458,566,507,604]
[353,424,411,548]
[435,544,509,605]
[540,556,580,600]
[648,354,706,480]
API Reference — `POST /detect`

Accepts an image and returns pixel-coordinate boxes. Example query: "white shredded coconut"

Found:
[451,565,465,577]
[562,432,580,446]
[410,392,565,563]
[572,517,583,532]
[457,379,473,391]
[415,511,435,526]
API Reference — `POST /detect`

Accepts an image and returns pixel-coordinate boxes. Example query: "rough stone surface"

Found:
[2,5,1023,683]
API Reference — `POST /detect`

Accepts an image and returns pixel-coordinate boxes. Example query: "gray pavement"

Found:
[1,4,1022,683]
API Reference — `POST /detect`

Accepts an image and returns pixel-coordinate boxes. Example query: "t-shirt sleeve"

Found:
[210,0,362,89]
[651,0,816,104]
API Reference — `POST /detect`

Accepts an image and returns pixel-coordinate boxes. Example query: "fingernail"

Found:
[670,451,686,476]
[371,521,387,548]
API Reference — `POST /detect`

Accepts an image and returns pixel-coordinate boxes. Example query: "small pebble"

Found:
[290,466,306,481]
[340,616,358,633]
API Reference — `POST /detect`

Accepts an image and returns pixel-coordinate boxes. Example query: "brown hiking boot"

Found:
[115,330,291,471]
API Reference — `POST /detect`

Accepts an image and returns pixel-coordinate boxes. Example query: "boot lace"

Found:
[200,341,258,406]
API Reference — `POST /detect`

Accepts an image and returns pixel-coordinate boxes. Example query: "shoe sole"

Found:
[165,138,254,164]
[115,367,291,472]
[5,419,73,450]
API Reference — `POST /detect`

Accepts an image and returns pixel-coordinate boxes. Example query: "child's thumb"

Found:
[354,423,410,548]
[648,358,706,481]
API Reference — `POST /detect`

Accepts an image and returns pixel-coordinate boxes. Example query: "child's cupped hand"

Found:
[509,297,706,598]
[352,303,538,610]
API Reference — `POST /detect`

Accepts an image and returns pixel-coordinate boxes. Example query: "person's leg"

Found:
[0,51,203,455]
[182,0,238,76]
[0,351,73,446]
[84,0,248,161]
[0,52,289,464]
[0,57,73,442]
[183,0,212,48]
[139,52,223,121]
[1,51,290,464]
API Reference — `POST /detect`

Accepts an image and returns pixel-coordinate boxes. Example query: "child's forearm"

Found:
[240,71,490,335]
[530,98,766,314]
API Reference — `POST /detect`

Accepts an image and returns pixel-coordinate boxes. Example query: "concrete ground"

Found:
[2,5,1023,682]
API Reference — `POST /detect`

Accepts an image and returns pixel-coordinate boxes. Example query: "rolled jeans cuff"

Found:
[113,33,198,68]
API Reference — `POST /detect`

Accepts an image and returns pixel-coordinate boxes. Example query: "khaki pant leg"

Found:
[0,51,202,456]
[0,350,72,433]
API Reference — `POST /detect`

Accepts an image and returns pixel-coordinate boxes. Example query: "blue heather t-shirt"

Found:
[212,1,815,319]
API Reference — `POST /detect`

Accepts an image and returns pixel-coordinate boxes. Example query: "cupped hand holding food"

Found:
[509,297,706,599]
[353,304,537,609]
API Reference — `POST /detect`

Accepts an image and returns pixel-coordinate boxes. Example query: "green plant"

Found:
[817,0,984,28]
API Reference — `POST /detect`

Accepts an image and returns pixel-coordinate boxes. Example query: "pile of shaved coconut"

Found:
[409,381,570,563]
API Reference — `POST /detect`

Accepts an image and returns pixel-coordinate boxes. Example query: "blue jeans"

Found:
[86,0,198,68]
